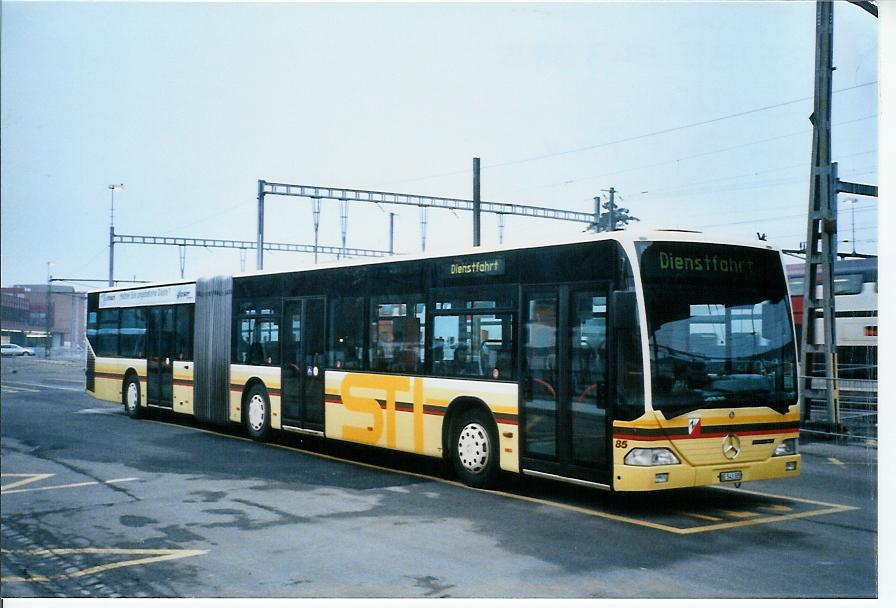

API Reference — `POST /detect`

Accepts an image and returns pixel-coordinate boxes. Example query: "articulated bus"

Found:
[85,231,800,492]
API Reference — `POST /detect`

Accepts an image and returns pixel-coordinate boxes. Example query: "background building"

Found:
[1,284,87,352]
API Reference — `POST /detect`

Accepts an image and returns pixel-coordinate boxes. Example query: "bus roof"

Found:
[91,229,778,294]
[233,228,777,279]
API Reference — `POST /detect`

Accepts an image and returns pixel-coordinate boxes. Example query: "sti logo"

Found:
[688,417,702,436]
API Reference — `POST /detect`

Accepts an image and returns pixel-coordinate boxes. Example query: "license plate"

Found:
[720,470,742,482]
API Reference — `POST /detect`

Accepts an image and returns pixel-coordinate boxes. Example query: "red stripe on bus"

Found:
[227,385,281,397]
[613,427,799,442]
[95,372,146,383]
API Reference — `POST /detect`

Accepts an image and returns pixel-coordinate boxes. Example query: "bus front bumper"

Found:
[612,454,801,492]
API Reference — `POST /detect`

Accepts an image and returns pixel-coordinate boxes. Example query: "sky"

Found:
[0,1,881,289]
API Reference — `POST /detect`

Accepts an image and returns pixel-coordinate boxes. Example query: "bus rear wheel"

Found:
[124,375,142,419]
[244,385,271,442]
[452,409,499,489]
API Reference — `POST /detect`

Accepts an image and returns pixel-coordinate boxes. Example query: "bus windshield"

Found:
[638,242,798,418]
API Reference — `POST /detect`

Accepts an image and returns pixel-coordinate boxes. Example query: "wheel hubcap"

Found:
[457,422,490,474]
[126,382,138,412]
[248,394,266,431]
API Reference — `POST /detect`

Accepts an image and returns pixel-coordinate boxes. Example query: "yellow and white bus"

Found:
[85,231,800,491]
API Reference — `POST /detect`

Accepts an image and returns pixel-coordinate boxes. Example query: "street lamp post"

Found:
[108,184,124,287]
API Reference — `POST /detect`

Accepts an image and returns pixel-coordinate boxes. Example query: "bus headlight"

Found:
[773,438,798,457]
[624,447,680,466]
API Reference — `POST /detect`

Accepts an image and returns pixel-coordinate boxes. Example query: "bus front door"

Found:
[281,297,326,432]
[146,306,175,408]
[521,285,610,485]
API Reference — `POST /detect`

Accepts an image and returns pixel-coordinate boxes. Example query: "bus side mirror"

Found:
[611,291,638,330]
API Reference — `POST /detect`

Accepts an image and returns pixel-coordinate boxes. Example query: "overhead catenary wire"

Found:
[370,81,878,189]
[616,150,876,202]
[694,205,877,230]
[484,82,877,170]
[510,114,877,196]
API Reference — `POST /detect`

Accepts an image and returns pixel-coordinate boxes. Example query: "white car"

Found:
[1,344,35,357]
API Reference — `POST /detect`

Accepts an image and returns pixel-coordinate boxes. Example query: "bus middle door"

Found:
[281,297,326,432]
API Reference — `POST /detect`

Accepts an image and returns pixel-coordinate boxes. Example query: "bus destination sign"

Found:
[656,250,756,275]
[99,284,196,309]
[639,242,771,283]
[444,257,505,278]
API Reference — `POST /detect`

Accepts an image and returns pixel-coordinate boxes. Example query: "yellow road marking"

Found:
[681,512,723,522]
[1,548,207,582]
[763,504,793,513]
[142,416,859,534]
[711,484,857,509]
[1,477,138,495]
[667,506,857,534]
[721,510,759,519]
[0,473,55,491]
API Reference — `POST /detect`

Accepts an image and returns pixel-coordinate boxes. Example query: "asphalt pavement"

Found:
[0,357,879,598]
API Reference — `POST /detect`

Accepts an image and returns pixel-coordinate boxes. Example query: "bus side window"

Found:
[235,317,255,364]
[369,298,424,374]
[328,297,364,370]
[97,309,120,357]
[174,304,193,360]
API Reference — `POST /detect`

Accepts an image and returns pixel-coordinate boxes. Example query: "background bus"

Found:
[86,231,800,492]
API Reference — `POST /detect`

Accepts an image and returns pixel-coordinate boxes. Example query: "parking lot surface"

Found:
[1,358,878,598]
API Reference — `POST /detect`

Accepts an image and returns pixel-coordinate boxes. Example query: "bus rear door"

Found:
[146,306,175,408]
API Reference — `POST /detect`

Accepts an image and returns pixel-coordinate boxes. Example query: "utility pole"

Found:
[608,187,616,231]
[45,262,52,359]
[107,184,123,287]
[800,0,839,428]
[593,196,601,232]
[388,213,396,255]
[179,245,187,279]
[339,198,349,260]
[311,197,322,264]
[420,207,429,252]
[473,157,481,246]
[257,179,266,270]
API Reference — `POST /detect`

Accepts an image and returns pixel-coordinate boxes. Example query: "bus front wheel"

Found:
[244,385,271,442]
[452,409,499,489]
